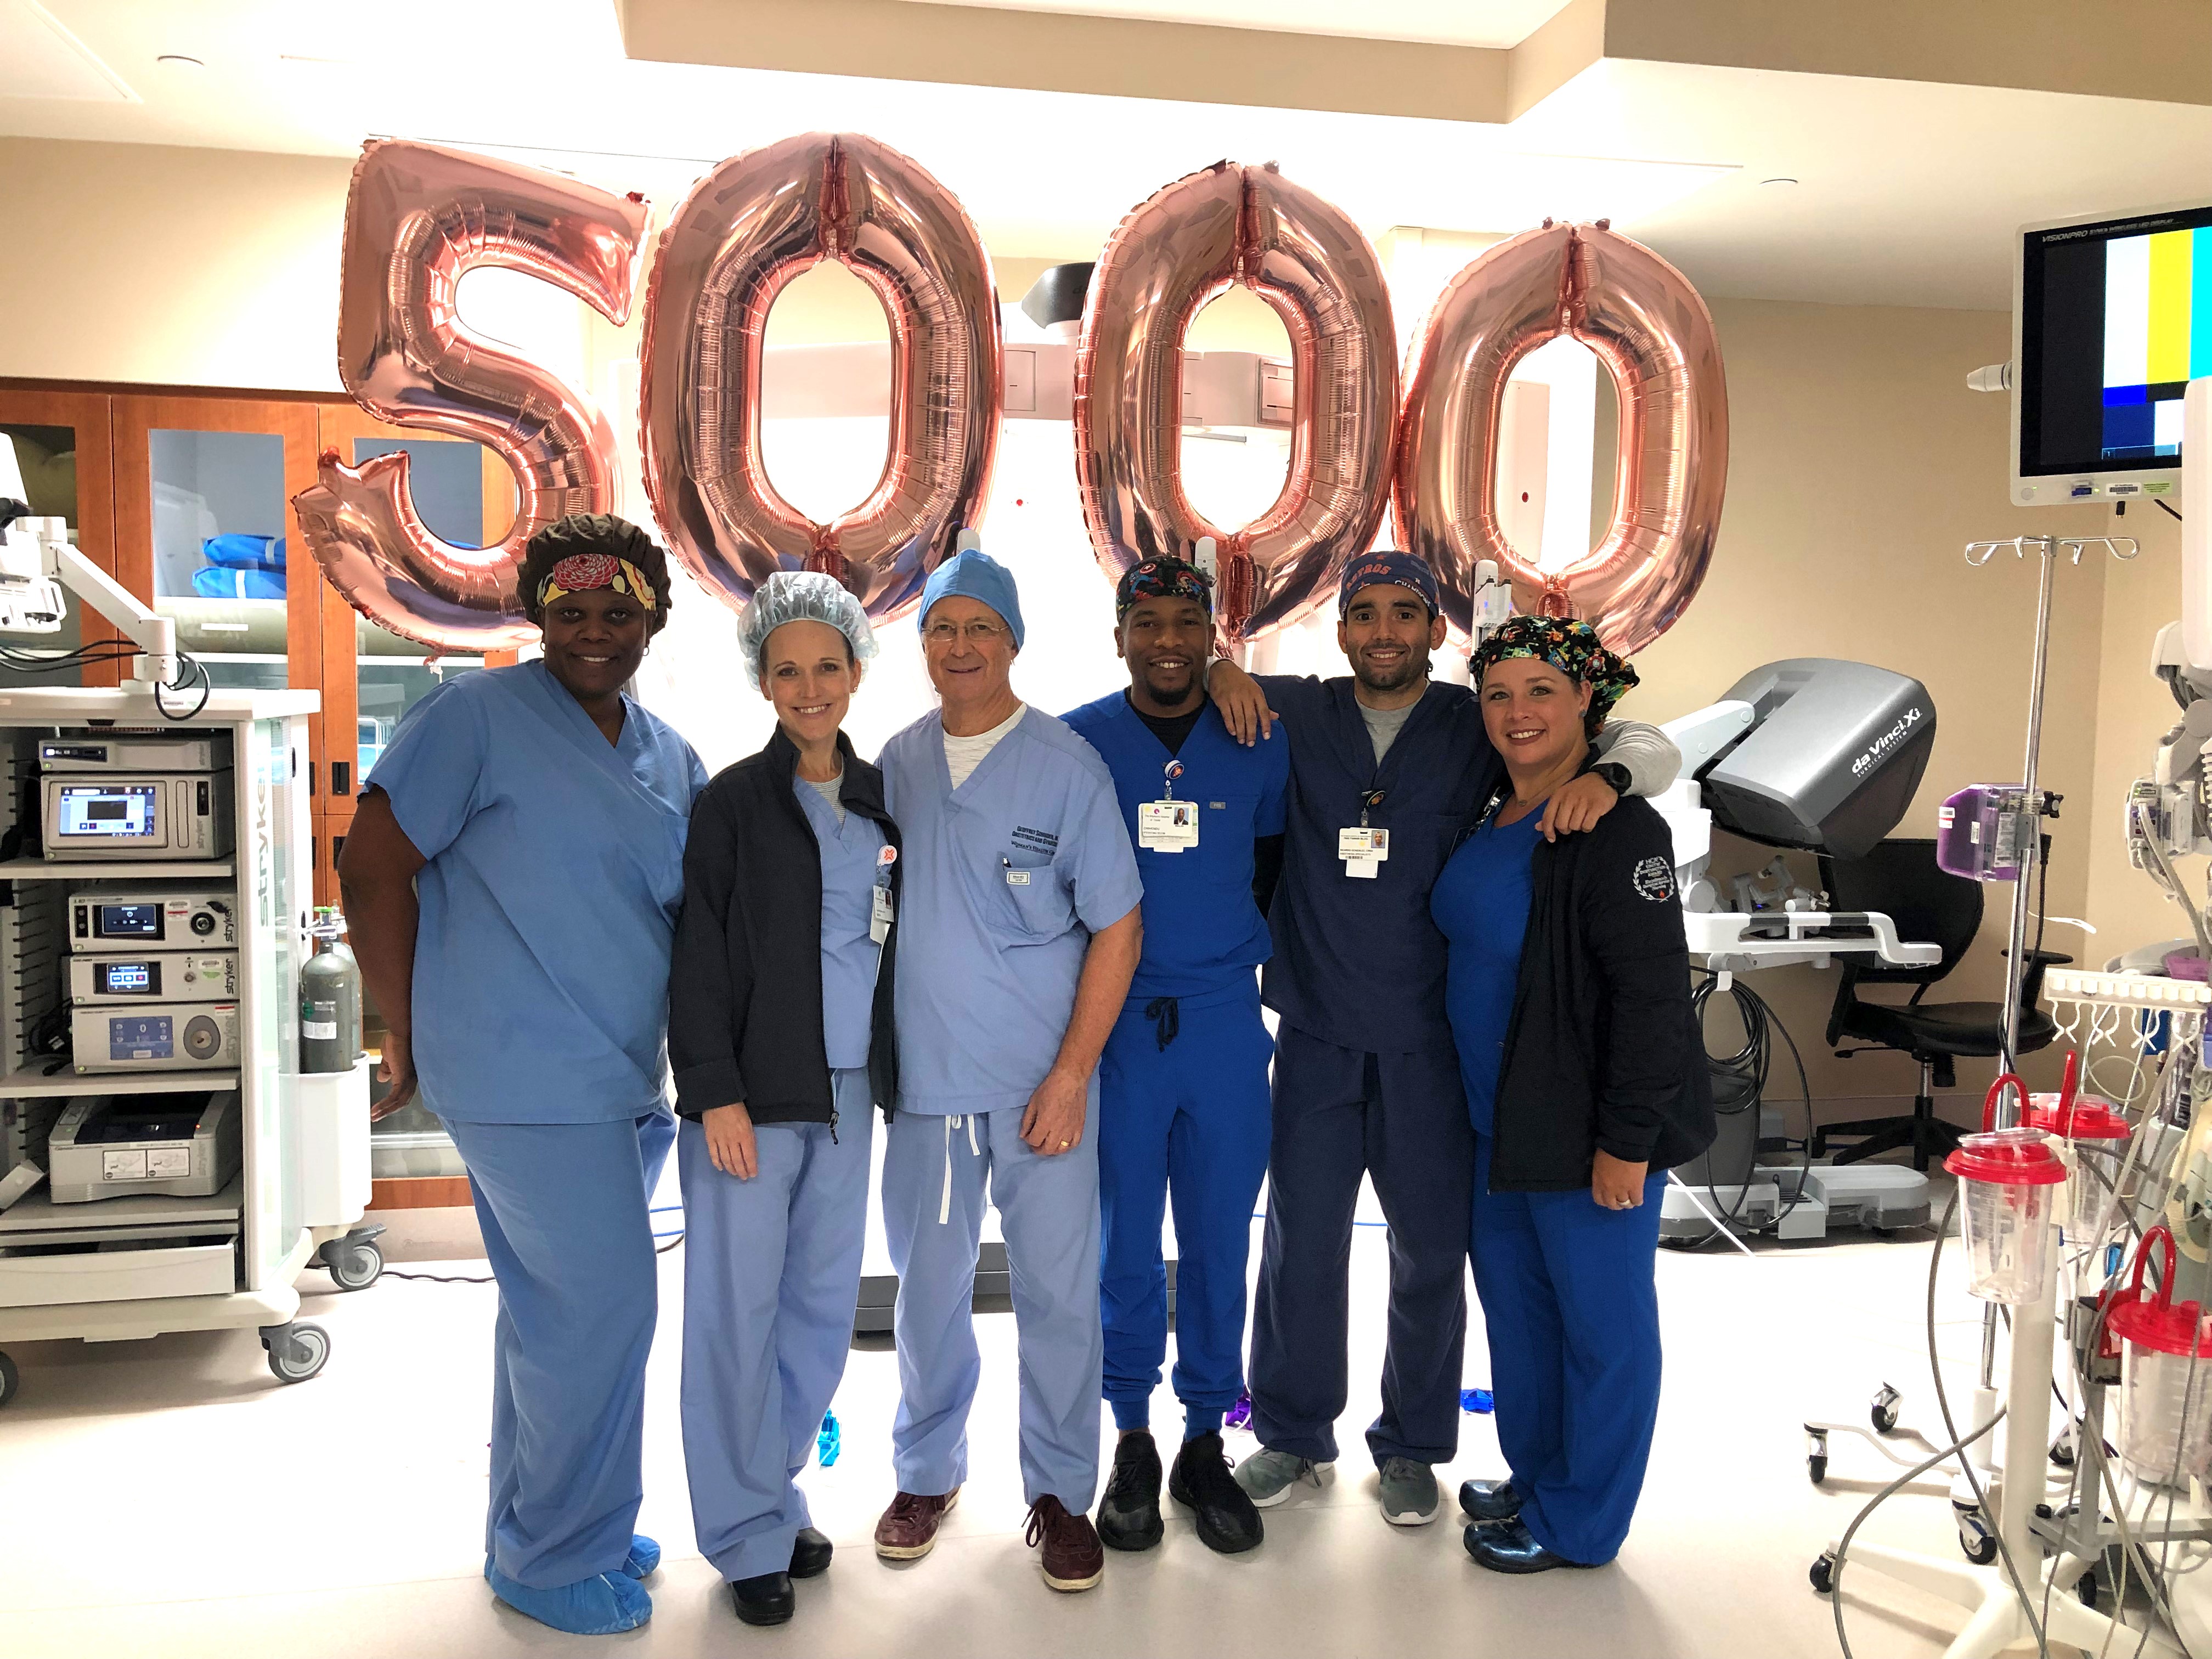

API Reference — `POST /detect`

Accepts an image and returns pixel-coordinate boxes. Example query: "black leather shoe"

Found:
[1458,1478,1522,1523]
[1096,1429,1165,1550]
[1171,1432,1263,1554]
[789,1527,832,1579]
[731,1570,795,1625]
[1464,1518,1598,1575]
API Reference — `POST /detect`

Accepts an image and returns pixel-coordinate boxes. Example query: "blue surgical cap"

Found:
[736,571,879,682]
[918,548,1025,650]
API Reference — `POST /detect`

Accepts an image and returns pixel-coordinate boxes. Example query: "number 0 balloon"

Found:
[291,140,650,650]
[1393,218,1726,653]
[640,132,1001,620]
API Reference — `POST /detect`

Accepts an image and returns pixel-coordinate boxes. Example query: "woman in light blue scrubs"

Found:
[340,515,707,1638]
[667,573,899,1629]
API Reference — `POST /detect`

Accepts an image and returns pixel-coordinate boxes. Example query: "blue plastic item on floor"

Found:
[1461,1387,1495,1414]
[622,1534,661,1579]
[1225,1386,1253,1431]
[485,1564,651,1635]
[817,1408,840,1468]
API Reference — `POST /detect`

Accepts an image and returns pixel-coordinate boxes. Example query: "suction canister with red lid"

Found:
[2107,1224,2212,1487]
[1944,1072,2066,1305]
[2024,1051,2134,1244]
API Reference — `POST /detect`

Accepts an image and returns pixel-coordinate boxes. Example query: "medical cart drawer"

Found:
[0,1242,235,1308]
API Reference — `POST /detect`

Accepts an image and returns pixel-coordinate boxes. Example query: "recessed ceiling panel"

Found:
[0,0,137,101]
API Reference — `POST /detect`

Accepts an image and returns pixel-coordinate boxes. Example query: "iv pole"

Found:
[1829,530,2179,1659]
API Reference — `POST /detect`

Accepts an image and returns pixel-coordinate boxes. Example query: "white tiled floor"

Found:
[1,1198,2013,1658]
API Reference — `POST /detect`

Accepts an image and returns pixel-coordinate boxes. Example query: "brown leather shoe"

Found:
[1025,1496,1105,1592]
[874,1488,960,1560]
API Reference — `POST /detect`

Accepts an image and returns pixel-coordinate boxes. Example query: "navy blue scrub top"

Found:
[1430,809,1545,1136]
[1061,692,1290,1003]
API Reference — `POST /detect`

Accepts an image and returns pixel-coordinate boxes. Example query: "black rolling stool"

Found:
[1814,838,2069,1171]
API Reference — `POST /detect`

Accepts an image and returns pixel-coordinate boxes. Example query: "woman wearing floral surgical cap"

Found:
[1427,614,1714,1577]
[341,513,708,1637]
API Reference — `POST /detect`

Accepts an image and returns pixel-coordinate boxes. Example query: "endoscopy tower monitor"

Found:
[2012,200,2212,506]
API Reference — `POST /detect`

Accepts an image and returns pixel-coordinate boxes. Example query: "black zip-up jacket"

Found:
[668,727,900,1125]
[1487,795,1716,1192]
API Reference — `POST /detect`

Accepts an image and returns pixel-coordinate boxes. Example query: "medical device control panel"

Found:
[68,952,238,1006]
[41,770,233,860]
[68,890,236,952]
[70,1002,241,1073]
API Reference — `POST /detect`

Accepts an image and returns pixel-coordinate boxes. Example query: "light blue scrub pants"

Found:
[882,1086,1104,1510]
[677,1069,873,1583]
[1098,984,1274,1432]
[1469,1131,1667,1565]
[443,1108,677,1590]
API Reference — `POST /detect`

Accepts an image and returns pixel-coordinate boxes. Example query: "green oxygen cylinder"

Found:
[300,906,363,1074]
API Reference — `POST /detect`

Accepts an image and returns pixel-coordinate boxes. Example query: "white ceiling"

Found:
[884,0,1575,48]
[3,0,2209,311]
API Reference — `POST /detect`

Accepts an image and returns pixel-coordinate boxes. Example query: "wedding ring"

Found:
[1058,1139,1071,1149]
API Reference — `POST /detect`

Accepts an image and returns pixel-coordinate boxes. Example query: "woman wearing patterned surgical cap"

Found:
[340,513,708,1637]
[1427,614,1714,1576]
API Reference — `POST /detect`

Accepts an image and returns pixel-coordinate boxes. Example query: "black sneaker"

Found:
[1170,1432,1264,1554]
[1096,1430,1165,1551]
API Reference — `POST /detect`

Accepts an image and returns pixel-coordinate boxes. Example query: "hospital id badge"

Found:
[1339,826,1389,878]
[1138,799,1200,853]
[870,883,894,944]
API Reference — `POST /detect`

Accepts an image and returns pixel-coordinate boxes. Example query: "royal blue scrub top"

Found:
[878,707,1144,1116]
[793,776,889,1070]
[1430,809,1545,1136]
[367,661,708,1125]
[1061,693,1289,1001]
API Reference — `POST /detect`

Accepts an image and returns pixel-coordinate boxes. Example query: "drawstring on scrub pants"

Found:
[939,1113,981,1224]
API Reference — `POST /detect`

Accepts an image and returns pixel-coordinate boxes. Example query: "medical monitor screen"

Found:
[2019,204,2212,481]
[56,785,158,840]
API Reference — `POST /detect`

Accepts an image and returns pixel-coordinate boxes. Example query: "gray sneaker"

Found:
[1232,1446,1334,1508]
[1378,1457,1440,1526]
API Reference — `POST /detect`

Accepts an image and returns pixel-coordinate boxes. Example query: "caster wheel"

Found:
[261,1321,331,1385]
[1871,1385,1901,1435]
[0,1350,17,1409]
[325,1239,382,1292]
[1808,1454,1828,1485]
[1957,1510,1999,1567]
[1810,1552,1836,1595]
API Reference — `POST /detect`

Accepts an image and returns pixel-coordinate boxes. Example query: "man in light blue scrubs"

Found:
[341,517,707,1638]
[871,546,1144,1595]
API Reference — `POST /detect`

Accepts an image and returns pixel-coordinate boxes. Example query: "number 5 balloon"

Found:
[640,131,1001,620]
[1075,160,1398,651]
[291,139,650,649]
[1393,218,1726,653]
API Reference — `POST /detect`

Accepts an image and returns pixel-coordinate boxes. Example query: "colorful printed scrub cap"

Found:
[1470,614,1639,736]
[1115,555,1214,620]
[538,551,658,613]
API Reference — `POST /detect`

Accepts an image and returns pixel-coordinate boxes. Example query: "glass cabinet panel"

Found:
[148,427,291,692]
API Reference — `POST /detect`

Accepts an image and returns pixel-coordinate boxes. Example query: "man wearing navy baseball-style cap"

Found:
[1199,551,1683,1537]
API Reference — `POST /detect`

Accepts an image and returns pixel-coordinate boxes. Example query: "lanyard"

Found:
[1163,759,1183,801]
[1358,788,1385,828]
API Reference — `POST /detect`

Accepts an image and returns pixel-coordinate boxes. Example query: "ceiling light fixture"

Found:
[1760,176,1799,187]
[154,53,205,69]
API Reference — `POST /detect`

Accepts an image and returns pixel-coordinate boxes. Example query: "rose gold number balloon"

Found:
[291,140,649,650]
[1393,218,1726,653]
[640,132,1001,620]
[1075,161,1397,651]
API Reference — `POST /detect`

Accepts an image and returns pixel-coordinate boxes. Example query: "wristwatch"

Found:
[1589,761,1631,795]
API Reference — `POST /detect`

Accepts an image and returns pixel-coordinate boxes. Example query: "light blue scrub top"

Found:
[793,776,889,1070]
[878,707,1144,1116]
[367,661,708,1125]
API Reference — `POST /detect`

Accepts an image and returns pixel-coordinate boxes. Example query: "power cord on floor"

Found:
[382,1232,684,1286]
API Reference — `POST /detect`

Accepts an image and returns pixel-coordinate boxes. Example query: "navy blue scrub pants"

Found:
[443,1109,676,1590]
[1249,1023,1472,1469]
[1470,1131,1666,1565]
[1097,982,1274,1436]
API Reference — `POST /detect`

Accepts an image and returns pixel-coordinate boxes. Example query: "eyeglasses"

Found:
[923,619,1008,647]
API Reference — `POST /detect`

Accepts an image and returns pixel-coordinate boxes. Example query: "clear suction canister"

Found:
[2109,1225,2212,1488]
[1944,1120,2065,1305]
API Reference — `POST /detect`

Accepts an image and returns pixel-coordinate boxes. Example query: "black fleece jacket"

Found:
[1486,796,1716,1192]
[668,727,899,1124]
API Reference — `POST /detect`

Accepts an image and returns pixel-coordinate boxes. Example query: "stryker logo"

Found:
[1852,707,1926,776]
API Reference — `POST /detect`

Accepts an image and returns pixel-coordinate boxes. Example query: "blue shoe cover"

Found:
[622,1534,661,1580]
[487,1564,652,1635]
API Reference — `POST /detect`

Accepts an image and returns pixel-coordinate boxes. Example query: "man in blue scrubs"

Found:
[1063,556,1286,1558]
[1206,551,1679,1532]
[872,547,1146,1595]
